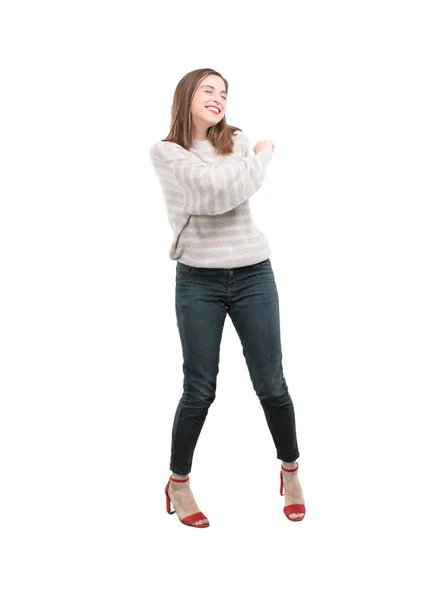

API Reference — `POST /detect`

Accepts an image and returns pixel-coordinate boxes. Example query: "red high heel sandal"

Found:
[165,475,210,528]
[280,462,306,521]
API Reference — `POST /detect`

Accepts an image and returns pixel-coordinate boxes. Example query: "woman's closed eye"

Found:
[206,90,226,100]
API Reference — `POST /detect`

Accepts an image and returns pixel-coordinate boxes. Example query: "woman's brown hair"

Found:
[161,68,242,157]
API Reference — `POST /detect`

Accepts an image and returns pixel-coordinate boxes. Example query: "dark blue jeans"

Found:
[171,258,300,475]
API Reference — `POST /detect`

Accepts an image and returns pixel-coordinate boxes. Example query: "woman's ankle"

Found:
[282,461,298,470]
[171,472,189,480]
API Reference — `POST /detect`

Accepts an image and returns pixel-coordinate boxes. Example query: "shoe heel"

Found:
[280,462,299,495]
[165,482,175,514]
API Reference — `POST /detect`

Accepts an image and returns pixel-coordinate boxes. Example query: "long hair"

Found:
[161,68,242,157]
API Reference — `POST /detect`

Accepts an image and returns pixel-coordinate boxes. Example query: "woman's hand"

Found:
[253,140,275,154]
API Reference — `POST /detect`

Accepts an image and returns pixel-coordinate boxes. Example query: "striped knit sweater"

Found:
[149,130,273,268]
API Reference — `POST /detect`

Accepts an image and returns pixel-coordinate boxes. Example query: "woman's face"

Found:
[190,75,227,129]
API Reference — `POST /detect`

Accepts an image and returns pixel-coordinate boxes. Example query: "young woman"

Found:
[149,68,305,528]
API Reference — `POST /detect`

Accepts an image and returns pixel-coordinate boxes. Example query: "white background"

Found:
[1,1,432,598]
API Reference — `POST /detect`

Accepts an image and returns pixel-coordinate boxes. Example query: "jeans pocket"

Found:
[256,258,271,268]
[176,261,192,274]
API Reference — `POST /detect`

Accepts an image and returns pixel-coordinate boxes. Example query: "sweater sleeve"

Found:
[149,140,272,216]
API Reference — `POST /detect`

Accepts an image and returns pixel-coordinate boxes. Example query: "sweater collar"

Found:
[193,139,212,148]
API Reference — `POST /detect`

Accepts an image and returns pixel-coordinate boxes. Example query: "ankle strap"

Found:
[281,462,298,473]
[170,475,190,482]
